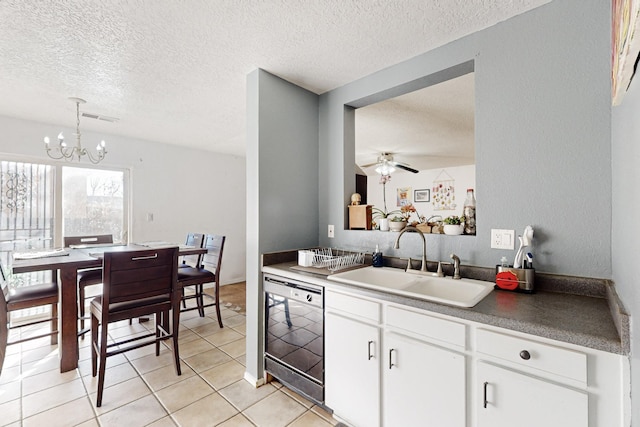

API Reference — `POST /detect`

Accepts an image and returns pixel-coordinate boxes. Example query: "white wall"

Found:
[365,165,475,223]
[0,115,246,285]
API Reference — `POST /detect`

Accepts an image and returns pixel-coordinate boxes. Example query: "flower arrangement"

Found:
[371,174,401,224]
[372,207,400,219]
[400,204,416,222]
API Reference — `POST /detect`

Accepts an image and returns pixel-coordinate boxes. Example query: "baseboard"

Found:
[203,280,245,290]
[244,371,266,388]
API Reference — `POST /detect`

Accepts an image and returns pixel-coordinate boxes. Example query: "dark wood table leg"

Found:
[59,266,79,372]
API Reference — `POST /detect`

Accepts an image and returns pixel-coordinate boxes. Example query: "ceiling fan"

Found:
[361,153,419,174]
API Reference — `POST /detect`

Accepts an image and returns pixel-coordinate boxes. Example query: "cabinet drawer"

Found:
[476,329,587,384]
[326,291,381,322]
[386,305,466,348]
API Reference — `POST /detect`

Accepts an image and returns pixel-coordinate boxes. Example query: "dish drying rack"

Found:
[311,248,365,272]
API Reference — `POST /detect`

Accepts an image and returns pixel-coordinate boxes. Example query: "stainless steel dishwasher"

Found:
[263,274,324,404]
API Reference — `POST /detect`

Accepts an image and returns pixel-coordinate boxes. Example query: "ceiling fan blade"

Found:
[390,162,419,173]
[360,161,379,168]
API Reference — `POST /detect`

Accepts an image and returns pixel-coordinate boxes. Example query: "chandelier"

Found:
[44,97,107,164]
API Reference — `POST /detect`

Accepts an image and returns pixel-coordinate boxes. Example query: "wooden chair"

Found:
[178,234,225,327]
[90,247,180,407]
[0,261,58,375]
[63,234,113,335]
[180,232,204,269]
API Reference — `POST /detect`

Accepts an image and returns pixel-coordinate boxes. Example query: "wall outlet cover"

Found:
[328,224,335,238]
[491,229,515,250]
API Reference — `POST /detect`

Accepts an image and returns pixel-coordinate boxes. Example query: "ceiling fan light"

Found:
[375,164,395,175]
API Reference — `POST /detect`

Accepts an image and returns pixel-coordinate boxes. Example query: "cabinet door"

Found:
[477,361,588,427]
[325,312,380,427]
[384,332,466,427]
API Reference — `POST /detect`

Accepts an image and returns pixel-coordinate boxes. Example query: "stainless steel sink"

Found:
[328,266,494,308]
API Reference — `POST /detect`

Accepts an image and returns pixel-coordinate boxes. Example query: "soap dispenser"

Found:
[372,245,383,267]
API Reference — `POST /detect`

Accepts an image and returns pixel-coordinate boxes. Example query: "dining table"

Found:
[10,242,207,373]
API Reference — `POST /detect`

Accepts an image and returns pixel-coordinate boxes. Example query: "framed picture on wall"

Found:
[397,187,411,206]
[414,189,430,202]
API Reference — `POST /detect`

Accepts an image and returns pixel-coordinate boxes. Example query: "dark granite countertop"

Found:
[262,257,629,355]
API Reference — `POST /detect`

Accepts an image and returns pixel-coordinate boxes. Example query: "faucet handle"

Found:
[404,257,413,271]
[433,261,445,277]
[450,253,461,280]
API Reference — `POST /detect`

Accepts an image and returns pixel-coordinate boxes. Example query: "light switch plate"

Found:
[491,229,515,249]
[328,224,335,238]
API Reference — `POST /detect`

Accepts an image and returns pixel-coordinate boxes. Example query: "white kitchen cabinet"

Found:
[324,288,628,427]
[384,331,466,426]
[326,289,467,427]
[477,361,588,427]
[325,311,380,427]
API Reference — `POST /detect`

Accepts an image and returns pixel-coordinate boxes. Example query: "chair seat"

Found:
[91,294,171,313]
[177,267,215,284]
[6,281,59,310]
[77,268,103,286]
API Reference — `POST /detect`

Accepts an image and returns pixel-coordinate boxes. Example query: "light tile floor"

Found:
[0,302,338,427]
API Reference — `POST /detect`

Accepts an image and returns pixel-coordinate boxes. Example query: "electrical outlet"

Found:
[328,224,335,238]
[491,229,515,249]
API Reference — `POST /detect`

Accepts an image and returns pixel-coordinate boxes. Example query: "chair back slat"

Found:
[109,267,173,302]
[0,263,9,359]
[64,234,114,247]
[181,233,204,267]
[102,248,178,307]
[201,235,225,275]
[0,262,8,370]
[0,261,9,303]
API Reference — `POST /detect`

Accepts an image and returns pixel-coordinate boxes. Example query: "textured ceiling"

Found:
[356,72,475,173]
[0,0,549,159]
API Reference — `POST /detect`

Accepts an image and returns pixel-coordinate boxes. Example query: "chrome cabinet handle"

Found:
[519,350,531,360]
[132,253,158,261]
[389,348,395,369]
[483,381,489,408]
[368,340,374,360]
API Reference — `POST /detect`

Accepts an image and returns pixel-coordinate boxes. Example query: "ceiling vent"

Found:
[82,112,120,123]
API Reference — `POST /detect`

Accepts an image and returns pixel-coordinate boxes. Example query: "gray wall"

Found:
[612,69,640,424]
[318,0,611,279]
[249,0,631,411]
[245,69,319,381]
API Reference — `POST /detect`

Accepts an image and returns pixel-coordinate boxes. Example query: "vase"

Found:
[389,221,407,232]
[443,224,464,235]
[379,218,389,231]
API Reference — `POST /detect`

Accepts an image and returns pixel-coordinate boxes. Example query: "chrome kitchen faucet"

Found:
[393,226,428,273]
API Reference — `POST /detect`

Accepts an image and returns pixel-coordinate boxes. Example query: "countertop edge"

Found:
[262,262,626,355]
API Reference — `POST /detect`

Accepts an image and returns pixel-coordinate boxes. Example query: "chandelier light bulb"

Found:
[44,136,50,145]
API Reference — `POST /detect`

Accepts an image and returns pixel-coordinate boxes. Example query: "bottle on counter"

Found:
[372,244,383,267]
[463,188,476,235]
